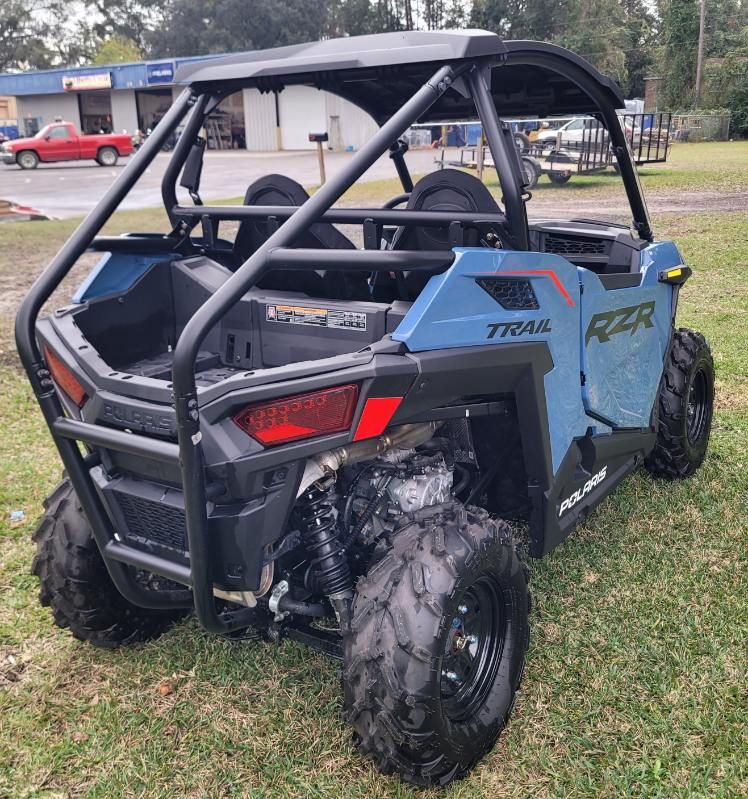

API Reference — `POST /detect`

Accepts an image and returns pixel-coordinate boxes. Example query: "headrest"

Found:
[235,174,354,257]
[392,169,504,250]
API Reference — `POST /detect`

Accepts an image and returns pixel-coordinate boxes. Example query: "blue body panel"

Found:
[579,256,673,427]
[73,252,175,303]
[393,248,609,475]
[393,244,680,475]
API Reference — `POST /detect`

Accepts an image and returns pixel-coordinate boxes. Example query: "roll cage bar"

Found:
[16,48,653,635]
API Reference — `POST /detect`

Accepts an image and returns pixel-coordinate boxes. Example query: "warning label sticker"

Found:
[265,304,367,331]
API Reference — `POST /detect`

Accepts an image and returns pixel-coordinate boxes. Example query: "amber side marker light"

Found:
[42,345,88,408]
[233,384,359,446]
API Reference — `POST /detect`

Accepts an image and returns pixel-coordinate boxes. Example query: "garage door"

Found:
[279,86,326,150]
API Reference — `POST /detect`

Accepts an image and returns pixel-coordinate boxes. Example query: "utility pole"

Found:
[695,0,707,106]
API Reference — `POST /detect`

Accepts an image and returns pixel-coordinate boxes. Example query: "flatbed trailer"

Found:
[436,111,673,187]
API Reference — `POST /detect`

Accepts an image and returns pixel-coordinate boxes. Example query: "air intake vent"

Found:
[114,491,187,552]
[476,277,539,310]
[545,234,607,255]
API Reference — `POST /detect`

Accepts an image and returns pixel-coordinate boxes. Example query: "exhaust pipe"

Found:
[296,421,440,498]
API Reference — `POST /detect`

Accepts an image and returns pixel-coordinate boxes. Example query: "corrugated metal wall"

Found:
[279,86,326,150]
[243,89,277,150]
[325,93,378,151]
[111,90,138,133]
[16,94,81,132]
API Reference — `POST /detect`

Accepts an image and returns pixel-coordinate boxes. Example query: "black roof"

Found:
[176,30,625,122]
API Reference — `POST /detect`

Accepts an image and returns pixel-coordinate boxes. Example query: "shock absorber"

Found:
[299,477,353,625]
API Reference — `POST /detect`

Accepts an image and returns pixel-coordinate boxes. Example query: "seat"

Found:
[233,174,369,300]
[386,169,515,301]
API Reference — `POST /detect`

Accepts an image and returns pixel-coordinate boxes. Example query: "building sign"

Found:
[146,62,175,85]
[62,73,112,92]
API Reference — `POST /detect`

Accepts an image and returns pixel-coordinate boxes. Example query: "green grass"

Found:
[483,140,748,197]
[1,144,747,798]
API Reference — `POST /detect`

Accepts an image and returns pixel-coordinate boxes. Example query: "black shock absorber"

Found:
[299,477,353,621]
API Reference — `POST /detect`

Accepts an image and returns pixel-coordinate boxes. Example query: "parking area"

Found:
[0,148,442,219]
[3,144,747,223]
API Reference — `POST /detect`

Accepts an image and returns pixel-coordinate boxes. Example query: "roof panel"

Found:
[175,31,626,121]
[175,30,506,85]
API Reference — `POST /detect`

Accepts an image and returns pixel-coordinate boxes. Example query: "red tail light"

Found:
[43,345,87,408]
[233,384,359,446]
[352,396,403,441]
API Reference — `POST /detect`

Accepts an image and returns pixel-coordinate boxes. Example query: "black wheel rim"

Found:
[687,367,709,444]
[440,576,506,722]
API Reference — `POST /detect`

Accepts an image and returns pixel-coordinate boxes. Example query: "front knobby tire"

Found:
[32,479,187,648]
[343,503,530,787]
[646,328,715,478]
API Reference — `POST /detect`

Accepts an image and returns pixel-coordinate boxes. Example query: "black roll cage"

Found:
[15,50,653,635]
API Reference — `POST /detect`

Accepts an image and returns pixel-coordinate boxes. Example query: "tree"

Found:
[0,0,60,71]
[470,0,527,38]
[147,0,330,57]
[93,35,142,65]
[620,0,657,97]
[471,0,633,89]
[89,0,164,52]
[704,24,748,132]
[660,0,700,108]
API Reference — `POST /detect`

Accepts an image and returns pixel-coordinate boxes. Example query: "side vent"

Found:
[476,277,539,310]
[545,234,607,255]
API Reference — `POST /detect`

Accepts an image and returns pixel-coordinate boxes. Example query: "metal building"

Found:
[0,54,377,151]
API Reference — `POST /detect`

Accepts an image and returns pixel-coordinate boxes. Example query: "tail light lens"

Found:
[233,384,359,446]
[43,345,88,408]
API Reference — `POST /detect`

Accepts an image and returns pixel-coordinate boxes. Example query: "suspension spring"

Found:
[300,477,352,599]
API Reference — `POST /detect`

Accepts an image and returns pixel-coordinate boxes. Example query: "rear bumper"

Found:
[92,465,300,593]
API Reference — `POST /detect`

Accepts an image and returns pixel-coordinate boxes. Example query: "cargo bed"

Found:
[73,256,411,385]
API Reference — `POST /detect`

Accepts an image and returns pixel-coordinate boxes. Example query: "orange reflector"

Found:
[43,345,87,408]
[233,384,359,446]
[353,396,403,441]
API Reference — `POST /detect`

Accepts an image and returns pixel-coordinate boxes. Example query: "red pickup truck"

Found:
[1,122,133,169]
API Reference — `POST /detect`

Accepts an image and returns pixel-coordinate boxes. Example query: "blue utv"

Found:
[17,30,714,786]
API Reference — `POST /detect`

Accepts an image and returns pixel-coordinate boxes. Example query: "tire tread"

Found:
[343,503,530,787]
[32,478,186,648]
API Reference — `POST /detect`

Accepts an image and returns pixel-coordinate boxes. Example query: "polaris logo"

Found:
[102,403,172,432]
[585,301,655,345]
[559,466,607,516]
[486,318,552,339]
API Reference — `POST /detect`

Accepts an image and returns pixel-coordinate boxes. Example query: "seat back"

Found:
[388,169,513,300]
[233,174,367,299]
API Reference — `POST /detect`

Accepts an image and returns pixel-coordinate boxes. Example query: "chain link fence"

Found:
[671,113,732,142]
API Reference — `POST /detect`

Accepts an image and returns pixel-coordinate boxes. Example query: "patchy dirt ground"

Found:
[528,189,748,218]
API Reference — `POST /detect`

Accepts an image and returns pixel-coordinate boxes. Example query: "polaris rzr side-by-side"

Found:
[17,31,714,786]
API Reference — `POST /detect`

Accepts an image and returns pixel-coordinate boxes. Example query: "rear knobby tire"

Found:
[645,328,714,478]
[32,478,186,648]
[343,503,530,787]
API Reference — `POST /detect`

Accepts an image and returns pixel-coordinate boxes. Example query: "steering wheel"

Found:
[382,193,411,209]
